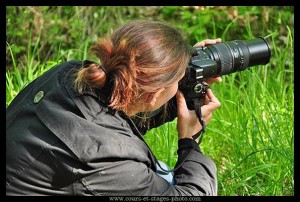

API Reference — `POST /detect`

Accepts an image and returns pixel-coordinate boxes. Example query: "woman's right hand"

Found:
[176,88,221,142]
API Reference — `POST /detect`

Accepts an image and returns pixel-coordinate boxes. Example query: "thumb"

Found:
[176,90,189,117]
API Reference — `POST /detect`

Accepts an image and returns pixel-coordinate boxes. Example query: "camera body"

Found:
[179,37,271,102]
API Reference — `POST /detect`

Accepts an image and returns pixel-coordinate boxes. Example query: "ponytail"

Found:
[74,63,106,94]
[74,37,139,111]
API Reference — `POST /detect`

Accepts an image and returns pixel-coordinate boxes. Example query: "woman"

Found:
[6,20,221,196]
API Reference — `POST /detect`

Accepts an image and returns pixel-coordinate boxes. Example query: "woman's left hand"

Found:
[193,38,222,47]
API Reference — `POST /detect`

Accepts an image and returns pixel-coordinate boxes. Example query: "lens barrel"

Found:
[203,37,271,78]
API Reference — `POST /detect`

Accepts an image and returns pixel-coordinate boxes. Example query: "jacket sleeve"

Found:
[78,138,217,196]
[173,138,218,195]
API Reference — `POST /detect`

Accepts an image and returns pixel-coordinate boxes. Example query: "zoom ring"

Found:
[213,43,233,75]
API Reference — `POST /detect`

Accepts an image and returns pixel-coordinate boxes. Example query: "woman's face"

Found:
[153,82,178,110]
[150,72,185,111]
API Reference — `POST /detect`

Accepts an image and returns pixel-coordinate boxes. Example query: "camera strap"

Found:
[191,83,210,144]
[192,98,206,144]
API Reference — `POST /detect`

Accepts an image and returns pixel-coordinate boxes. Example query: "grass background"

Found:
[6,6,294,196]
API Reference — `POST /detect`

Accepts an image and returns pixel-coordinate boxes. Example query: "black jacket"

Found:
[6,60,217,196]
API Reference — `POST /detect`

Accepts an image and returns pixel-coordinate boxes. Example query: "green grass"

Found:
[6,6,294,196]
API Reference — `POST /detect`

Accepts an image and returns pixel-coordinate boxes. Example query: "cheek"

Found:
[172,84,179,96]
[167,84,178,98]
[156,83,179,107]
[154,84,178,110]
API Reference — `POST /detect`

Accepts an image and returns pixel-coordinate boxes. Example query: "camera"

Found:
[179,37,271,101]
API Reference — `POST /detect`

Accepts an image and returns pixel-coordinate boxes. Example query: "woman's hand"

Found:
[193,38,222,47]
[176,88,221,142]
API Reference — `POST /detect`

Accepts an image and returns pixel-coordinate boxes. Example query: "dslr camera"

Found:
[179,37,271,102]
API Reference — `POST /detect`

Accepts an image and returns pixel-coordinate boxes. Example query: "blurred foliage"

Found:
[6,6,294,70]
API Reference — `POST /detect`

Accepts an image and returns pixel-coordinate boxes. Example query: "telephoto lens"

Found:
[179,37,271,101]
[193,37,271,78]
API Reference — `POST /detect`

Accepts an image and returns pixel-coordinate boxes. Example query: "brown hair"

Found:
[74,20,191,112]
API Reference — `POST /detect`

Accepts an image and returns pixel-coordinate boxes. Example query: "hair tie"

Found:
[98,64,107,75]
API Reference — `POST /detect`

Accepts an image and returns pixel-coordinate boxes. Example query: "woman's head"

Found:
[74,20,191,115]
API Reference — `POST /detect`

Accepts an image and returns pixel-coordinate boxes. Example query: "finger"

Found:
[199,89,221,113]
[205,89,221,108]
[176,90,189,117]
[215,76,222,82]
[202,39,219,45]
[193,41,205,47]
[203,112,212,123]
[193,39,217,47]
[194,38,222,47]
[201,100,220,114]
[202,95,211,105]
[204,77,222,85]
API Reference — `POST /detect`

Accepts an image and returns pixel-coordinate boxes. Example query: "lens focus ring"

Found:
[211,43,233,75]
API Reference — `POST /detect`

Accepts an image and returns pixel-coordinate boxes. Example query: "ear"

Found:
[148,88,165,107]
